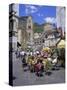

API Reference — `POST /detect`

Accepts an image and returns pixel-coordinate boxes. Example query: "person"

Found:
[20,51,25,58]
[35,60,44,76]
[22,53,27,67]
[44,51,48,58]
[15,50,20,58]
[28,56,35,72]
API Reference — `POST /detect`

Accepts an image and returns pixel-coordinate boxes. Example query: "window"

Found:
[42,39,44,43]
[28,33,31,39]
[28,26,31,29]
[29,19,31,23]
[45,34,47,38]
[40,41,41,43]
[9,19,13,31]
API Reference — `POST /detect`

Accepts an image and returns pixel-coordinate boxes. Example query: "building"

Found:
[56,7,65,37]
[43,23,61,48]
[17,16,62,51]
[33,23,61,51]
[17,16,34,51]
[9,4,19,52]
[26,16,34,46]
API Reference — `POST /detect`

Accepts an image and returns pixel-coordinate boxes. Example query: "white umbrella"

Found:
[36,51,39,54]
[20,51,25,55]
[57,40,65,48]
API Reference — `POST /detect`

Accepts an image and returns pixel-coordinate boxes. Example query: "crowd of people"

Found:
[16,48,60,77]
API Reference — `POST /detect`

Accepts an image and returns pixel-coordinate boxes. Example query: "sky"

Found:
[19,4,56,25]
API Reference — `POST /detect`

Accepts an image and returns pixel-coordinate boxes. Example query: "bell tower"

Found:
[26,16,34,46]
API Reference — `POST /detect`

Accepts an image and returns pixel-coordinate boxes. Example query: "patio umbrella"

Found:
[57,40,65,48]
[42,47,50,51]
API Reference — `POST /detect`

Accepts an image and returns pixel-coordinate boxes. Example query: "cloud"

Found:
[29,5,37,10]
[37,13,44,17]
[44,17,56,24]
[25,5,38,14]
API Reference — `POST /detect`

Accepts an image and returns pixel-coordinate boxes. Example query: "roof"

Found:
[56,38,61,46]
